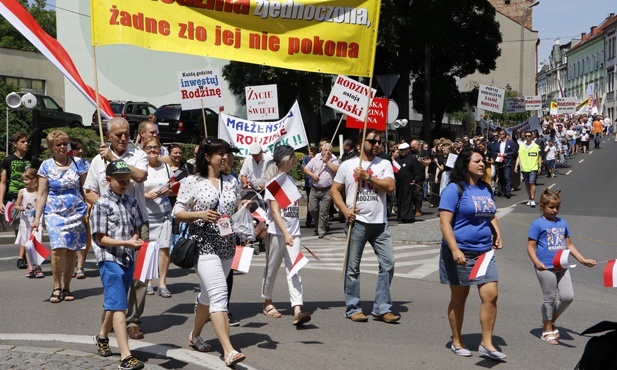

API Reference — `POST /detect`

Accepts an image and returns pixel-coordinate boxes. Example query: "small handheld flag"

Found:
[134,241,159,283]
[468,249,494,280]
[288,252,308,277]
[265,173,301,210]
[603,260,617,288]
[4,201,15,222]
[392,161,401,174]
[231,245,254,273]
[553,250,576,270]
[25,235,51,266]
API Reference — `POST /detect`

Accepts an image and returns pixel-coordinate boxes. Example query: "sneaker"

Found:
[525,200,531,206]
[348,312,369,322]
[530,200,536,208]
[94,335,113,357]
[17,258,27,269]
[26,269,34,278]
[118,355,144,370]
[228,312,240,327]
[34,266,44,278]
[373,312,401,323]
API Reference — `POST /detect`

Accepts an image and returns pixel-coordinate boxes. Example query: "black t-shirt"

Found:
[1,154,41,202]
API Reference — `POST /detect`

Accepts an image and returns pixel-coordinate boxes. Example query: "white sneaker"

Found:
[530,200,536,207]
[526,200,531,206]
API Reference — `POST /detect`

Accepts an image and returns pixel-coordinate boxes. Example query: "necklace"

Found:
[54,156,69,167]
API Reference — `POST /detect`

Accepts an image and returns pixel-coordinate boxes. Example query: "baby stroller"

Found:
[239,186,268,255]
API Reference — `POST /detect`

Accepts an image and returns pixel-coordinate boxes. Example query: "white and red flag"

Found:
[603,260,617,288]
[553,249,575,270]
[288,252,309,277]
[468,249,494,280]
[253,207,267,223]
[134,241,159,283]
[231,245,254,273]
[25,235,50,266]
[4,201,15,222]
[392,161,401,174]
[0,0,114,119]
[265,173,301,210]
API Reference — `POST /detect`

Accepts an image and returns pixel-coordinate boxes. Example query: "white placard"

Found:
[525,95,542,111]
[177,68,224,110]
[245,84,279,120]
[326,75,376,121]
[504,116,542,136]
[477,85,505,114]
[218,101,308,157]
[556,97,577,115]
[446,153,458,168]
[505,97,526,113]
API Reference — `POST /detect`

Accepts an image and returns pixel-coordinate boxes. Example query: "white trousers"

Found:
[195,253,232,313]
[261,234,303,307]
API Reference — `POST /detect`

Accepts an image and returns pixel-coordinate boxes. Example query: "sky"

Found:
[533,0,615,63]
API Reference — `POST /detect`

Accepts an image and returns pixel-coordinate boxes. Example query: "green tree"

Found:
[0,0,56,50]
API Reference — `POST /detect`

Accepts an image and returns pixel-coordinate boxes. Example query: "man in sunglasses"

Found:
[331,130,399,323]
[514,131,542,207]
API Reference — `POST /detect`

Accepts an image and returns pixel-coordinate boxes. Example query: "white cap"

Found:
[249,143,263,155]
[398,143,410,150]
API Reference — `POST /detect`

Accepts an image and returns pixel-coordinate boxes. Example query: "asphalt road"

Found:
[0,137,616,369]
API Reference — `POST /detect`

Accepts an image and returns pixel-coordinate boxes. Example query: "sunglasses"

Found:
[366,139,380,145]
[55,142,68,147]
[144,145,160,151]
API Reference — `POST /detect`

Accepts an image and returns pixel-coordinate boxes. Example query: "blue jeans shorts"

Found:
[99,261,133,311]
[440,245,498,286]
[522,170,537,185]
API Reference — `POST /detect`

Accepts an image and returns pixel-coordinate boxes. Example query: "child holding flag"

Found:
[15,169,43,278]
[527,188,596,345]
[261,145,312,326]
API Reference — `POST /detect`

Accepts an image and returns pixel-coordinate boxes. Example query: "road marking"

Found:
[579,159,585,163]
[566,170,572,175]
[588,151,593,154]
[0,334,256,370]
[548,183,556,189]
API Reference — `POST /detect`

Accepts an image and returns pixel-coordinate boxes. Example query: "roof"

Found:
[568,13,617,53]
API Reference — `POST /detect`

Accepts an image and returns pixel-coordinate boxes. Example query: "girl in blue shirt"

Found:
[527,188,596,345]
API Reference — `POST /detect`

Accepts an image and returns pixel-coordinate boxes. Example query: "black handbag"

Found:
[170,223,199,269]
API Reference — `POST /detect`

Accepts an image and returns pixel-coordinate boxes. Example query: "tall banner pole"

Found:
[200,99,208,138]
[341,75,374,278]
[90,2,104,145]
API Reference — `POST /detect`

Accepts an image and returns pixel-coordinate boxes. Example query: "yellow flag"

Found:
[90,0,381,77]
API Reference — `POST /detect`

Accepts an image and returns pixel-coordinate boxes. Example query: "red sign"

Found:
[345,98,388,130]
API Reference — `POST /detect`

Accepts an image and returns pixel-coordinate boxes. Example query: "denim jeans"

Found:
[594,133,602,148]
[344,221,395,317]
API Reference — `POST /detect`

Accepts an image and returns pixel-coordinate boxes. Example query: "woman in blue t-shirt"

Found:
[527,188,595,345]
[439,148,505,360]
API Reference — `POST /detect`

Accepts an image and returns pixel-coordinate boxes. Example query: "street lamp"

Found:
[519,1,540,96]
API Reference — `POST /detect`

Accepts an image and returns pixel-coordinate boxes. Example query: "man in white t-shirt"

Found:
[135,121,169,156]
[83,117,149,340]
[240,142,272,192]
[331,129,399,324]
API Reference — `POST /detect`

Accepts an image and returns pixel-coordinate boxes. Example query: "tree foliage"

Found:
[0,0,56,50]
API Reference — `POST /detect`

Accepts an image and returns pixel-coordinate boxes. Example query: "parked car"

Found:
[91,100,157,138]
[154,104,218,144]
[33,94,83,129]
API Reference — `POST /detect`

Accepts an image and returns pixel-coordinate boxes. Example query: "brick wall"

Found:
[489,0,535,29]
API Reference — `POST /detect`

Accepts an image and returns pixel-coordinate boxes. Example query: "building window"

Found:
[0,75,45,95]
[608,70,615,92]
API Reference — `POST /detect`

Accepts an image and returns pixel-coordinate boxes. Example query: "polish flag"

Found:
[134,241,159,282]
[266,173,301,210]
[231,245,254,273]
[288,252,309,277]
[603,260,617,288]
[468,249,494,280]
[25,235,50,266]
[0,0,114,119]
[4,201,15,222]
[553,250,572,270]
[168,168,189,183]
[253,207,267,223]
[393,161,401,174]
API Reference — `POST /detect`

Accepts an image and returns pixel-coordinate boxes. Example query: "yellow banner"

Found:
[90,0,381,77]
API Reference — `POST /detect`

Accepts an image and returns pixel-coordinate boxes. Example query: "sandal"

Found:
[75,267,85,279]
[263,304,282,318]
[293,312,312,326]
[540,331,559,345]
[188,334,212,352]
[50,288,63,303]
[61,289,75,302]
[224,350,246,367]
[158,286,172,298]
[552,328,560,338]
[146,286,155,295]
